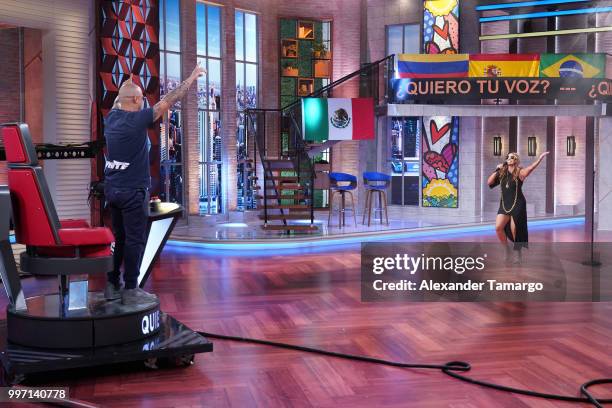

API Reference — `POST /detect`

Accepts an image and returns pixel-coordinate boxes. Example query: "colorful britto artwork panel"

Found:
[422,116,459,208]
[423,0,459,55]
[422,0,459,208]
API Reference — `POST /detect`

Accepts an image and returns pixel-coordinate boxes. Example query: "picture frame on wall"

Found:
[281,39,298,58]
[297,78,314,96]
[298,21,314,39]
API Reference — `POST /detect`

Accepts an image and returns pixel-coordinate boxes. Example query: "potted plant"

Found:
[282,61,298,77]
[312,41,327,58]
[312,41,329,59]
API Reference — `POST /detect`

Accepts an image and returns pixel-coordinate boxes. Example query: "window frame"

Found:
[235,9,259,113]
[385,23,421,56]
[159,0,186,207]
[196,1,224,215]
[235,9,260,211]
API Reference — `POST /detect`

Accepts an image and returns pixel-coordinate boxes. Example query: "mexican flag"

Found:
[302,98,375,142]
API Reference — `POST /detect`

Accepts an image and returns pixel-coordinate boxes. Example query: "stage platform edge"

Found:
[0,312,213,385]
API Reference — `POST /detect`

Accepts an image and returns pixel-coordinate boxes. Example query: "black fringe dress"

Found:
[490,171,528,249]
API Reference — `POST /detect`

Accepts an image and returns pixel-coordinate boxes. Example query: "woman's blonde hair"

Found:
[499,152,521,182]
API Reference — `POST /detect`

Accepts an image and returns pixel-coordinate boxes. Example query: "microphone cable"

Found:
[198,331,611,407]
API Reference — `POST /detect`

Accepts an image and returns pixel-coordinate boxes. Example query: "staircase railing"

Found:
[245,54,395,229]
[282,54,394,111]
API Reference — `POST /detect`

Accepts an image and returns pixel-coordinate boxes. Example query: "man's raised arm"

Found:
[153,64,206,121]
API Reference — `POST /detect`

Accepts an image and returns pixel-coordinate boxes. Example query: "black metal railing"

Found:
[245,55,395,228]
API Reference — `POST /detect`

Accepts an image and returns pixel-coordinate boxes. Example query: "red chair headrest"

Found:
[1,123,38,166]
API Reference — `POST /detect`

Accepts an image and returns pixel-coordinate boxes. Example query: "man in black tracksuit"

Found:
[104,64,206,305]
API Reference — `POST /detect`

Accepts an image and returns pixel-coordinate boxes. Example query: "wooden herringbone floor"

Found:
[2,224,611,407]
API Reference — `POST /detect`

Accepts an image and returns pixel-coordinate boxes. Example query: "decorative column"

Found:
[97,0,160,193]
[221,5,238,213]
[180,0,199,216]
[421,0,460,208]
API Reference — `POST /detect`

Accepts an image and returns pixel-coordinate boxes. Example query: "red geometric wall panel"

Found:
[96,0,160,193]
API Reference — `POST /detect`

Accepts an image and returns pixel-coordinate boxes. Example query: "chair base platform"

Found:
[0,312,213,385]
[7,292,162,348]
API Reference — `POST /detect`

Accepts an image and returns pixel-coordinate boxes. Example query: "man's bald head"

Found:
[115,76,145,111]
[118,80,143,98]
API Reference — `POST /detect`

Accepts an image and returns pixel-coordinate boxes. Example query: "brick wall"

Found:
[480,10,510,56]
[0,28,20,185]
[181,0,199,216]
[553,14,591,215]
[597,11,612,78]
[555,116,586,213]
[517,18,547,54]
[179,0,364,215]
[365,0,421,62]
[221,5,238,213]
[518,117,548,215]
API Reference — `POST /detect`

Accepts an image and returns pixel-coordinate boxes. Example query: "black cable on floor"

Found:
[198,331,611,407]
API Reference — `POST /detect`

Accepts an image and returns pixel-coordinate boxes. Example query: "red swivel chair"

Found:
[0,122,210,366]
[2,123,114,312]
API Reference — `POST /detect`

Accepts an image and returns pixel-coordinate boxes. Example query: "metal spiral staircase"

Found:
[245,55,394,232]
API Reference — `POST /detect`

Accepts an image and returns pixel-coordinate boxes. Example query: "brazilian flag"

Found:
[540,54,606,78]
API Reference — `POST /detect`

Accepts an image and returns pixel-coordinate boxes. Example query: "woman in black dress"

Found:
[487,151,549,255]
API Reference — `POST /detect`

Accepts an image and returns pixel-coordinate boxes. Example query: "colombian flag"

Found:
[540,54,605,78]
[396,54,469,78]
[469,54,540,77]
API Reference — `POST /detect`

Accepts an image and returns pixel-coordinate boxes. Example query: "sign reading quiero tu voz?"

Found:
[361,242,612,302]
[391,77,612,102]
[391,52,611,102]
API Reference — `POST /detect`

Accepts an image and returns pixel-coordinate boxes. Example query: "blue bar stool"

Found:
[363,172,390,226]
[328,172,357,227]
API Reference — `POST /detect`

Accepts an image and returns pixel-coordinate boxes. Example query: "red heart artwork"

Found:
[433,21,450,41]
[424,143,457,173]
[429,120,451,145]
[424,151,448,173]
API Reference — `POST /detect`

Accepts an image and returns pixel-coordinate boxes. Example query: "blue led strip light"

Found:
[166,217,584,251]
[479,25,612,40]
[476,0,591,11]
[480,6,612,22]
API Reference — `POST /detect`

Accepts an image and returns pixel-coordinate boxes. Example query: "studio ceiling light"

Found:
[480,7,612,23]
[476,0,590,11]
